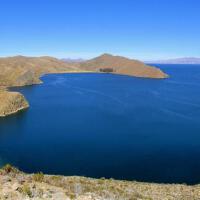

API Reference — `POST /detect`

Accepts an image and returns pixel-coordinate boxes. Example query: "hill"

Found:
[0,56,80,87]
[80,54,168,78]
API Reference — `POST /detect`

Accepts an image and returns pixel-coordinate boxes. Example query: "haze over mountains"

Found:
[61,58,85,63]
[146,57,200,64]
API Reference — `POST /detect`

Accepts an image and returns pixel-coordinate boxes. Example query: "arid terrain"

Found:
[0,54,168,117]
[0,165,199,200]
[0,56,81,117]
[80,54,168,78]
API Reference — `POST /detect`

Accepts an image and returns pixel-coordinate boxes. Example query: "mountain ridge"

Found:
[146,57,200,64]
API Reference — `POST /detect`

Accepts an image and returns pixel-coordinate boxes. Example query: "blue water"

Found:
[0,64,200,184]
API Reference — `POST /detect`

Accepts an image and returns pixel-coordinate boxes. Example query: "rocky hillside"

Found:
[80,54,168,79]
[0,165,199,200]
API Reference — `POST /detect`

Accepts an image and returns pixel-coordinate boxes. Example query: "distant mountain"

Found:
[61,58,85,63]
[146,57,200,64]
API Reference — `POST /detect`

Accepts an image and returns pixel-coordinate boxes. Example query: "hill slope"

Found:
[80,54,168,78]
[0,56,79,87]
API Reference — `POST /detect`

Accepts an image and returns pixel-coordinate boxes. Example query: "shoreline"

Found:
[0,70,93,118]
[0,165,199,200]
[0,105,29,117]
[1,69,167,118]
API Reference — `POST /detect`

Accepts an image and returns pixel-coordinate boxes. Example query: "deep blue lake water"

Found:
[0,64,200,184]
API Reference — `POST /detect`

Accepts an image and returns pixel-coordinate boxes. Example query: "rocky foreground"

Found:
[0,165,199,200]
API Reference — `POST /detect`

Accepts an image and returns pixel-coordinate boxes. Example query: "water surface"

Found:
[0,64,200,184]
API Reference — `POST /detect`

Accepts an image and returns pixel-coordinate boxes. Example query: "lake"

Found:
[0,64,200,184]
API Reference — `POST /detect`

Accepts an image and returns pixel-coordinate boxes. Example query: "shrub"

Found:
[22,184,32,197]
[33,172,44,182]
[99,68,114,73]
[1,164,18,174]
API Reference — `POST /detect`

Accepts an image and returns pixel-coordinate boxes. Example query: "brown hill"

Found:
[0,56,80,87]
[80,54,168,78]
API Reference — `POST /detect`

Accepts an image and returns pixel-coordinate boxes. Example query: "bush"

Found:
[99,68,114,73]
[19,184,32,197]
[1,164,19,174]
[33,172,44,182]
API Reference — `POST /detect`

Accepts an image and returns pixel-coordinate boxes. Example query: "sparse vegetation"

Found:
[0,165,200,199]
[33,172,44,182]
[1,164,19,174]
[20,184,33,197]
[99,68,114,72]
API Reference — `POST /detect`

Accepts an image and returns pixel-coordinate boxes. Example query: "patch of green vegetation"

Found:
[33,172,44,182]
[67,192,76,199]
[51,175,62,181]
[18,184,33,198]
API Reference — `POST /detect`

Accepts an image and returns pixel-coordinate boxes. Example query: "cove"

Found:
[0,64,200,184]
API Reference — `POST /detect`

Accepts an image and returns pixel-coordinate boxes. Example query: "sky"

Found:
[1,0,200,60]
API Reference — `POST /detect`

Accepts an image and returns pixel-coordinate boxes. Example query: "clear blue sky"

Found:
[1,0,200,60]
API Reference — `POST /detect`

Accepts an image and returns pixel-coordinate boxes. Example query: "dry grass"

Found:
[0,165,199,199]
[0,90,29,117]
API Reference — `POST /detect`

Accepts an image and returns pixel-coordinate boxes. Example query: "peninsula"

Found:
[80,54,168,78]
[0,54,168,117]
